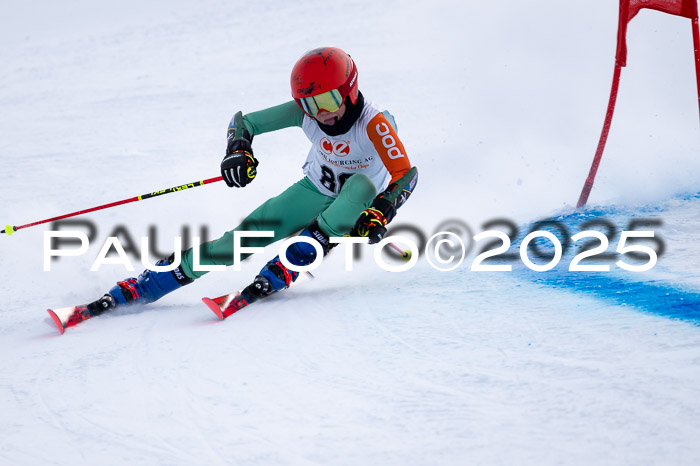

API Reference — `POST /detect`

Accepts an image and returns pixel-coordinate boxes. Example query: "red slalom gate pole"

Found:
[1,176,223,236]
[576,62,623,209]
[692,16,700,124]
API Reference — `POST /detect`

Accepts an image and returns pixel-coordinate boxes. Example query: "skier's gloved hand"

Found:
[352,197,396,244]
[221,138,258,188]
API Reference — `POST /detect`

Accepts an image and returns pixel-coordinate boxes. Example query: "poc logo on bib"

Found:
[375,123,404,159]
[320,137,351,157]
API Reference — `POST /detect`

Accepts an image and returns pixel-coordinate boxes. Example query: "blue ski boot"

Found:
[107,254,194,307]
[244,219,334,301]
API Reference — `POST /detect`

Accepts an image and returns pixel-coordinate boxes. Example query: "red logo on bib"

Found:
[320,137,350,157]
[320,138,334,155]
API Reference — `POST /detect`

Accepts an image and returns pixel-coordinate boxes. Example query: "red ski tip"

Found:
[202,297,225,320]
[47,309,66,335]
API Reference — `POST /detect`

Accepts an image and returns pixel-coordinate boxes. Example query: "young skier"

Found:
[50,46,418,331]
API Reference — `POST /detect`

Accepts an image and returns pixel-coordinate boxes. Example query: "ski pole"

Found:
[388,241,412,261]
[2,176,223,236]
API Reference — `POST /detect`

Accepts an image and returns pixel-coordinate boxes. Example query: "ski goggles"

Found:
[297,89,344,116]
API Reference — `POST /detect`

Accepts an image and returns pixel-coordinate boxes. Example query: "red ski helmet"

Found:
[290,47,359,116]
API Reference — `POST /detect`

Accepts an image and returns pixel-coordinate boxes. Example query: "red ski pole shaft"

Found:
[2,176,223,236]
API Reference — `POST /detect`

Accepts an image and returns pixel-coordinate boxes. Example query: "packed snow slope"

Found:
[1,1,700,465]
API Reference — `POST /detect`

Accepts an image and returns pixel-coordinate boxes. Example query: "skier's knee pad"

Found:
[340,174,377,204]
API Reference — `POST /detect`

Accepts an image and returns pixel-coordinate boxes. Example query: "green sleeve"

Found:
[380,166,418,210]
[241,101,305,136]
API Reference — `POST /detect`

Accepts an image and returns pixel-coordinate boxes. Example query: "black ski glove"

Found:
[352,197,396,244]
[221,138,258,188]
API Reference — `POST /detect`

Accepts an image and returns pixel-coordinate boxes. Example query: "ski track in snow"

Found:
[2,0,700,464]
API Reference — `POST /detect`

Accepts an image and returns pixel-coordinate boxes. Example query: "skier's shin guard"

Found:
[109,255,194,306]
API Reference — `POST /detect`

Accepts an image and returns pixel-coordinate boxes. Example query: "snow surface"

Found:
[2,0,700,464]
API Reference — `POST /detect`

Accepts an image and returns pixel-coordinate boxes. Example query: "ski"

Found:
[202,291,253,320]
[47,305,92,334]
[47,295,116,334]
[202,272,292,320]
[203,271,315,321]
